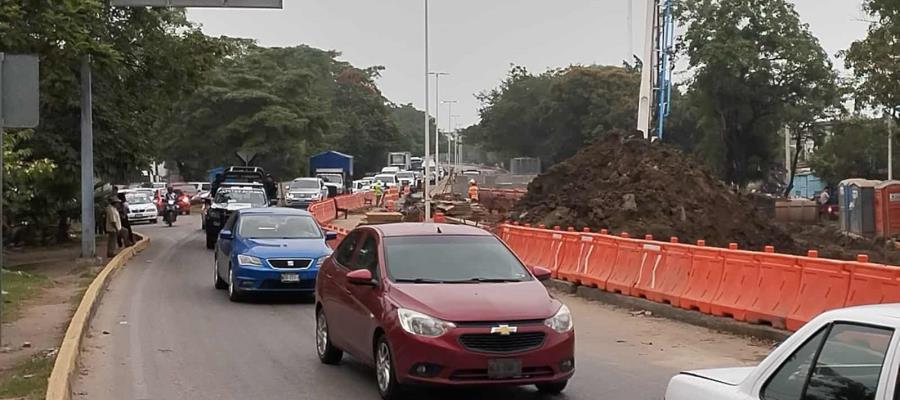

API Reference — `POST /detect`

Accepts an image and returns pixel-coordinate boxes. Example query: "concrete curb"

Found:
[45,233,150,400]
[544,279,790,342]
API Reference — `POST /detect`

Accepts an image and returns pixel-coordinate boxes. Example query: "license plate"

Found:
[487,359,522,379]
[281,273,300,283]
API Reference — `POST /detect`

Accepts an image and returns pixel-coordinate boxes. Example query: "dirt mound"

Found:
[514,131,797,251]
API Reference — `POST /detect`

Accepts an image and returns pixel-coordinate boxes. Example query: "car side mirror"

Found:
[531,266,552,281]
[325,231,338,241]
[346,269,375,286]
[219,229,234,240]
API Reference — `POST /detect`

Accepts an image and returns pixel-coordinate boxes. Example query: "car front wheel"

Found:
[375,336,403,400]
[316,309,343,365]
[214,256,227,290]
[227,264,243,302]
[535,380,569,394]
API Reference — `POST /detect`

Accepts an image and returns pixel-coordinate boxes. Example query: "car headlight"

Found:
[237,254,262,266]
[315,257,326,268]
[544,304,573,333]
[287,193,294,199]
[397,308,455,337]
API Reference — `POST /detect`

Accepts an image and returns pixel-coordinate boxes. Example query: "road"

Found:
[75,215,770,400]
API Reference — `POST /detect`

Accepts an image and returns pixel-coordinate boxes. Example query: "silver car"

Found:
[285,178,328,208]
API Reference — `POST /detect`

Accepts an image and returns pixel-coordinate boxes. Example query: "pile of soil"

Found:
[514,131,798,252]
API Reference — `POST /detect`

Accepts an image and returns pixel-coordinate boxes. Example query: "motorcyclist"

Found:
[164,185,178,201]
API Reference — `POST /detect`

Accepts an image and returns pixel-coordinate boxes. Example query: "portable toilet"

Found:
[875,181,900,238]
[849,180,880,237]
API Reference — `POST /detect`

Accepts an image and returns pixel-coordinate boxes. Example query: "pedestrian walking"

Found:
[106,197,124,258]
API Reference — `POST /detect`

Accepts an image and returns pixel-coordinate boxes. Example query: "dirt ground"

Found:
[513,131,900,264]
[1,241,110,373]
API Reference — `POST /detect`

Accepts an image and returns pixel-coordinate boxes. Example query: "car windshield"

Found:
[238,214,322,239]
[375,175,396,183]
[384,235,532,283]
[215,190,267,206]
[319,174,343,184]
[397,172,414,179]
[291,180,320,189]
[124,192,152,204]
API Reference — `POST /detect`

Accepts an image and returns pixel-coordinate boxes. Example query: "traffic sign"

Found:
[1,54,40,128]
[111,0,282,7]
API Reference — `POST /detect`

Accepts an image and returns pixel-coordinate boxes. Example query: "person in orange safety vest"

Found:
[467,179,479,202]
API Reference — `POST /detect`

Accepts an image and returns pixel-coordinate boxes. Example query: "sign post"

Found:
[0,53,40,345]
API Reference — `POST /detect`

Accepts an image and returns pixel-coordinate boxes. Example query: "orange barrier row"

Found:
[308,199,338,225]
[323,224,351,249]
[309,192,375,226]
[499,223,900,331]
[334,192,373,210]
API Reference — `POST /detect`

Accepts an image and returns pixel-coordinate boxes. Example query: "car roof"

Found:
[237,207,313,217]
[818,303,900,328]
[370,223,493,238]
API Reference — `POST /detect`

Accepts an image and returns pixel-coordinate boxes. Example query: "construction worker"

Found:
[373,180,384,207]
[467,179,479,202]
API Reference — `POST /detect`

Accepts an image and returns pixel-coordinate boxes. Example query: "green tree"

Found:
[809,117,897,185]
[164,45,408,180]
[471,65,639,165]
[844,0,900,118]
[677,0,840,186]
[0,1,227,241]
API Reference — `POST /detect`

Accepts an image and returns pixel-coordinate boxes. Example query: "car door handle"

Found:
[325,273,333,279]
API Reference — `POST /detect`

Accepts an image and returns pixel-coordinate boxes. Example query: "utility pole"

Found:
[442,101,457,168]
[430,73,448,172]
[80,56,95,259]
[423,0,432,221]
[890,115,894,181]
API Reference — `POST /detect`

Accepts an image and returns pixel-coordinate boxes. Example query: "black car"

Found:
[204,184,271,249]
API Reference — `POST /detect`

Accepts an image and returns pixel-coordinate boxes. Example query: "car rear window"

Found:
[238,215,322,239]
[215,190,267,206]
[383,235,532,283]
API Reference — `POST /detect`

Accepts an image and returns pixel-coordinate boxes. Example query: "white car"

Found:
[120,189,158,224]
[665,303,900,400]
[381,166,401,175]
[373,174,398,188]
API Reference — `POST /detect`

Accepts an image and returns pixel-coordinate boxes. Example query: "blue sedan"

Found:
[213,208,337,301]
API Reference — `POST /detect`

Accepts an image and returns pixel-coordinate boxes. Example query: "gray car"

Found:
[285,178,328,208]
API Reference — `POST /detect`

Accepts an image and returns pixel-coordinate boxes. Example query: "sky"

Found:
[187,0,871,129]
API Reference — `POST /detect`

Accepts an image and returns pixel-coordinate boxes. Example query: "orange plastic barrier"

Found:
[531,231,564,276]
[555,232,588,280]
[710,249,760,321]
[745,252,801,329]
[515,227,548,269]
[632,242,665,300]
[309,199,338,225]
[679,246,724,313]
[558,234,593,283]
[844,261,900,307]
[648,243,694,305]
[578,234,619,289]
[606,238,645,295]
[334,192,370,210]
[786,257,850,331]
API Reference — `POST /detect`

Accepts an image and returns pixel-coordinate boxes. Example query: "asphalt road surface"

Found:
[75,215,770,400]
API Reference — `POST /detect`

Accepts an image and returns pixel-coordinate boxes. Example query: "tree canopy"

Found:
[163,45,423,180]
[676,0,841,185]
[0,0,228,238]
[467,65,639,165]
[845,0,900,117]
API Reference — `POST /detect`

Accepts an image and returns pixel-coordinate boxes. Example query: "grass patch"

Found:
[0,352,55,400]
[2,269,49,322]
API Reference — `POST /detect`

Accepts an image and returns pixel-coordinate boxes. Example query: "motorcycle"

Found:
[164,199,178,227]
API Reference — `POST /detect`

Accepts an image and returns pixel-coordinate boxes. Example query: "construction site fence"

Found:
[309,191,375,227]
[497,223,900,331]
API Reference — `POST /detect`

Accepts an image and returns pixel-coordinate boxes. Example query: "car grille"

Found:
[268,259,313,269]
[458,332,546,353]
[449,366,554,381]
[259,280,316,290]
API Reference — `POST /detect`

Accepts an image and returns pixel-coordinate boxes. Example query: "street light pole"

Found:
[430,72,448,172]
[423,0,431,221]
[442,101,457,169]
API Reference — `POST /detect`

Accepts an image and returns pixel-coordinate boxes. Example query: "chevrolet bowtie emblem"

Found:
[490,324,517,336]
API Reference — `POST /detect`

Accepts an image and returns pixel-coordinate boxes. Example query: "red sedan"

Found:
[315,223,574,399]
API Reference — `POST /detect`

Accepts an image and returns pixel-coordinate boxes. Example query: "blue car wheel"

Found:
[227,264,244,302]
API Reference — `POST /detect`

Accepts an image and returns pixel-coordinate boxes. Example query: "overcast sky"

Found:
[188,0,870,129]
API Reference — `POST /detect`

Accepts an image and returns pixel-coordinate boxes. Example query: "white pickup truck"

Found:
[666,304,900,400]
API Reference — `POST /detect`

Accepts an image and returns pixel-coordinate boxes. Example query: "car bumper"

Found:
[387,324,575,386]
[233,265,319,292]
[127,213,157,223]
[285,199,317,208]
